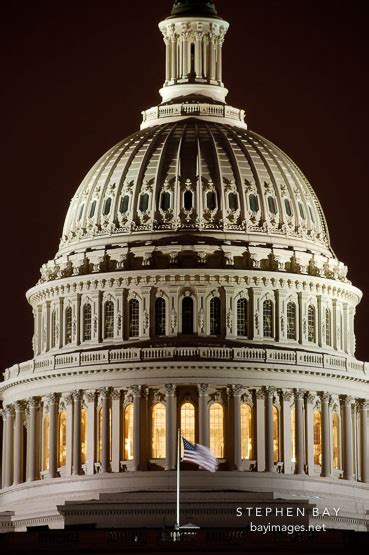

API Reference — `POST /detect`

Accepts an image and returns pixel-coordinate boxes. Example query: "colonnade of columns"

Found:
[1,386,368,490]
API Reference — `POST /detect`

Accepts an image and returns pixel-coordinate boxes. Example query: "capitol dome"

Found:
[1,0,368,534]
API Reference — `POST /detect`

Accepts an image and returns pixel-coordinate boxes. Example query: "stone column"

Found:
[72,391,82,475]
[265,387,275,472]
[305,393,315,475]
[64,394,73,475]
[210,37,216,80]
[165,384,176,470]
[198,384,209,447]
[295,390,305,475]
[216,37,223,82]
[182,33,189,77]
[195,33,203,78]
[111,389,122,473]
[4,406,14,487]
[256,389,265,472]
[48,394,58,478]
[1,410,6,487]
[342,396,354,480]
[359,400,369,483]
[85,391,96,475]
[13,402,24,485]
[233,386,243,471]
[27,398,39,482]
[171,35,177,80]
[165,37,171,82]
[132,386,141,471]
[251,287,263,341]
[100,388,110,473]
[317,295,323,347]
[281,390,293,474]
[321,393,331,477]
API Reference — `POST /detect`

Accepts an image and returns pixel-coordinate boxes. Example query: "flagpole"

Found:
[175,427,180,531]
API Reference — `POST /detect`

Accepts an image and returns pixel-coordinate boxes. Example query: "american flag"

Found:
[182,438,218,472]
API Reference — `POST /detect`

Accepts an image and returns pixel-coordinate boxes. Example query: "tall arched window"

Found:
[268,196,277,214]
[129,299,139,338]
[263,300,273,338]
[65,306,72,345]
[43,414,50,471]
[103,197,112,216]
[81,408,87,465]
[151,403,166,459]
[287,302,297,340]
[98,406,112,463]
[206,191,217,210]
[240,403,253,460]
[155,298,166,336]
[182,297,194,334]
[51,310,57,349]
[139,193,149,212]
[119,195,130,214]
[313,410,322,465]
[325,308,332,346]
[291,406,296,463]
[83,303,92,341]
[184,190,193,210]
[249,193,259,212]
[104,301,115,339]
[228,192,239,211]
[58,411,67,467]
[210,402,224,459]
[332,412,340,469]
[273,406,279,462]
[237,298,248,337]
[124,404,134,460]
[308,305,316,343]
[181,402,195,453]
[210,297,221,336]
[160,191,171,211]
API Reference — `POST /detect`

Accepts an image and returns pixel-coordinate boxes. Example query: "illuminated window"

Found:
[210,402,224,459]
[308,305,316,343]
[81,408,87,465]
[273,406,279,462]
[155,298,166,336]
[160,191,171,211]
[83,303,92,341]
[237,298,248,337]
[182,297,194,334]
[291,406,296,463]
[124,404,134,460]
[139,193,149,212]
[103,197,112,216]
[151,403,166,459]
[43,414,50,471]
[98,406,112,463]
[51,309,57,348]
[228,192,238,211]
[210,297,221,336]
[284,198,292,217]
[332,412,340,469]
[263,300,273,338]
[181,402,195,454]
[58,411,67,467]
[184,190,193,210]
[129,299,139,338]
[287,302,297,340]
[119,195,129,214]
[313,410,322,465]
[249,194,259,212]
[65,306,72,345]
[240,403,253,460]
[104,301,115,339]
[325,308,332,346]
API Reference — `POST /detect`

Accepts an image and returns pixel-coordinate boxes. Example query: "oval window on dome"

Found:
[207,191,217,211]
[184,190,193,210]
[228,192,239,211]
[298,202,305,219]
[249,194,259,213]
[284,198,292,217]
[78,204,84,221]
[160,191,171,211]
[103,197,112,216]
[119,195,130,214]
[268,196,277,215]
[89,200,97,218]
[139,193,149,212]
[308,205,315,223]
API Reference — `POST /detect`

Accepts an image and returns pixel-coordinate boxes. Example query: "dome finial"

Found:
[170,0,218,18]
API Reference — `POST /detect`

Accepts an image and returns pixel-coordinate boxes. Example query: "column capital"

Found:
[198,383,210,396]
[84,391,96,403]
[341,395,354,406]
[255,388,265,400]
[72,390,83,401]
[264,386,276,398]
[62,393,74,406]
[358,399,369,410]
[4,404,15,417]
[165,384,176,396]
[130,385,142,398]
[281,390,293,402]
[111,389,122,401]
[320,392,332,404]
[27,397,40,409]
[294,389,305,401]
[99,387,111,400]
[47,393,59,405]
[232,384,245,397]
[14,401,25,412]
[305,392,316,404]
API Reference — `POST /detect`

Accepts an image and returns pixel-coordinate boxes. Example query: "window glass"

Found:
[184,190,193,210]
[124,404,134,460]
[181,402,195,455]
[119,195,129,214]
[160,191,171,211]
[206,191,216,210]
[228,192,238,211]
[314,410,322,465]
[268,196,277,214]
[104,301,114,339]
[129,299,139,338]
[155,298,166,336]
[298,202,305,219]
[237,298,248,337]
[287,302,296,340]
[103,197,112,216]
[209,403,224,458]
[249,194,259,212]
[284,198,292,217]
[263,300,273,338]
[139,193,149,212]
[210,297,221,335]
[240,403,253,459]
[152,403,166,459]
[308,305,316,342]
[89,201,96,218]
[83,304,92,341]
[182,297,194,334]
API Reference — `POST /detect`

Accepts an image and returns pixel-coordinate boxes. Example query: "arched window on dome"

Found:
[119,195,130,214]
[206,191,217,210]
[151,403,166,459]
[291,405,296,463]
[89,200,97,218]
[128,299,140,338]
[284,198,292,217]
[58,410,67,468]
[313,410,322,465]
[65,306,72,345]
[263,300,273,338]
[180,402,195,455]
[249,193,259,213]
[210,402,224,459]
[160,191,171,211]
[83,303,92,341]
[228,192,239,211]
[325,308,332,346]
[78,204,84,222]
[139,193,149,212]
[104,301,115,339]
[308,305,316,343]
[298,202,305,220]
[237,298,248,337]
[103,197,112,216]
[240,403,253,460]
[51,309,57,349]
[308,205,315,223]
[182,297,194,334]
[267,196,277,215]
[210,297,221,336]
[124,404,134,460]
[81,408,87,465]
[155,297,166,336]
[273,406,280,462]
[287,302,297,340]
[43,413,50,471]
[332,412,340,469]
[184,190,193,210]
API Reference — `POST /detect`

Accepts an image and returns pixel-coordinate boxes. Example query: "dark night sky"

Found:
[1,0,368,371]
